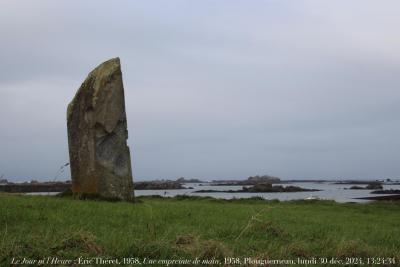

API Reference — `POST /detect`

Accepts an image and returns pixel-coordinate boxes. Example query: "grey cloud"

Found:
[1,1,399,181]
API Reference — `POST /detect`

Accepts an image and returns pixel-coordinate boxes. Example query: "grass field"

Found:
[0,194,399,266]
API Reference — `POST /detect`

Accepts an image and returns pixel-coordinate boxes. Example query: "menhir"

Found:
[67,58,134,201]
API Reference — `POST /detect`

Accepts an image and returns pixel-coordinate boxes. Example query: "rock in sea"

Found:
[67,58,134,201]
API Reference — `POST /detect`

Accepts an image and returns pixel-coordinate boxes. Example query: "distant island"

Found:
[210,175,281,186]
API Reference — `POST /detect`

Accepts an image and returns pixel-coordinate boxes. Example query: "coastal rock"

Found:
[67,58,134,201]
[176,177,205,183]
[247,175,281,184]
[347,182,383,190]
[194,183,319,193]
[0,181,71,193]
[134,181,185,190]
[210,175,280,186]
[370,189,400,194]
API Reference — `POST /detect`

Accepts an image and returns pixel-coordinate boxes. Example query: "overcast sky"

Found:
[1,1,399,181]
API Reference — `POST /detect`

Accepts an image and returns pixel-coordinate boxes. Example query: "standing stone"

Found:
[67,58,134,201]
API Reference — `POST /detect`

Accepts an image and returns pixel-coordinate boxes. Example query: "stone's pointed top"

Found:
[67,57,123,121]
[89,57,121,79]
[99,57,120,65]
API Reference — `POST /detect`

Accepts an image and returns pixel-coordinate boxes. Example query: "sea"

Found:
[26,182,400,203]
[134,182,400,203]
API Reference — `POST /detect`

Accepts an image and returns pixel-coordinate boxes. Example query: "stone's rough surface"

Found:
[67,58,134,201]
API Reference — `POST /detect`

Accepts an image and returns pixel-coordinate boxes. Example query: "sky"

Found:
[1,1,400,182]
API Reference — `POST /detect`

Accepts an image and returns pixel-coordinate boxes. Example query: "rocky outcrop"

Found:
[210,175,281,186]
[194,183,319,193]
[0,181,71,193]
[366,182,383,190]
[67,58,134,201]
[347,182,383,190]
[370,189,400,194]
[134,181,185,190]
[355,195,400,201]
[244,183,318,192]
[246,175,281,184]
[176,177,205,183]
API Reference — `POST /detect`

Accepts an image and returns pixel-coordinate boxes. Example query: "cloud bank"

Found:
[1,1,399,181]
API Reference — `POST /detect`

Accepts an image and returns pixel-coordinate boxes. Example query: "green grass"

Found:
[1,194,399,266]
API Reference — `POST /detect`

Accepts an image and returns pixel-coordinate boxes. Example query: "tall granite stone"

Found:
[67,58,134,201]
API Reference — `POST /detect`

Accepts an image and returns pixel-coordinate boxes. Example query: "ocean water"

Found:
[135,182,400,203]
[25,182,400,203]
